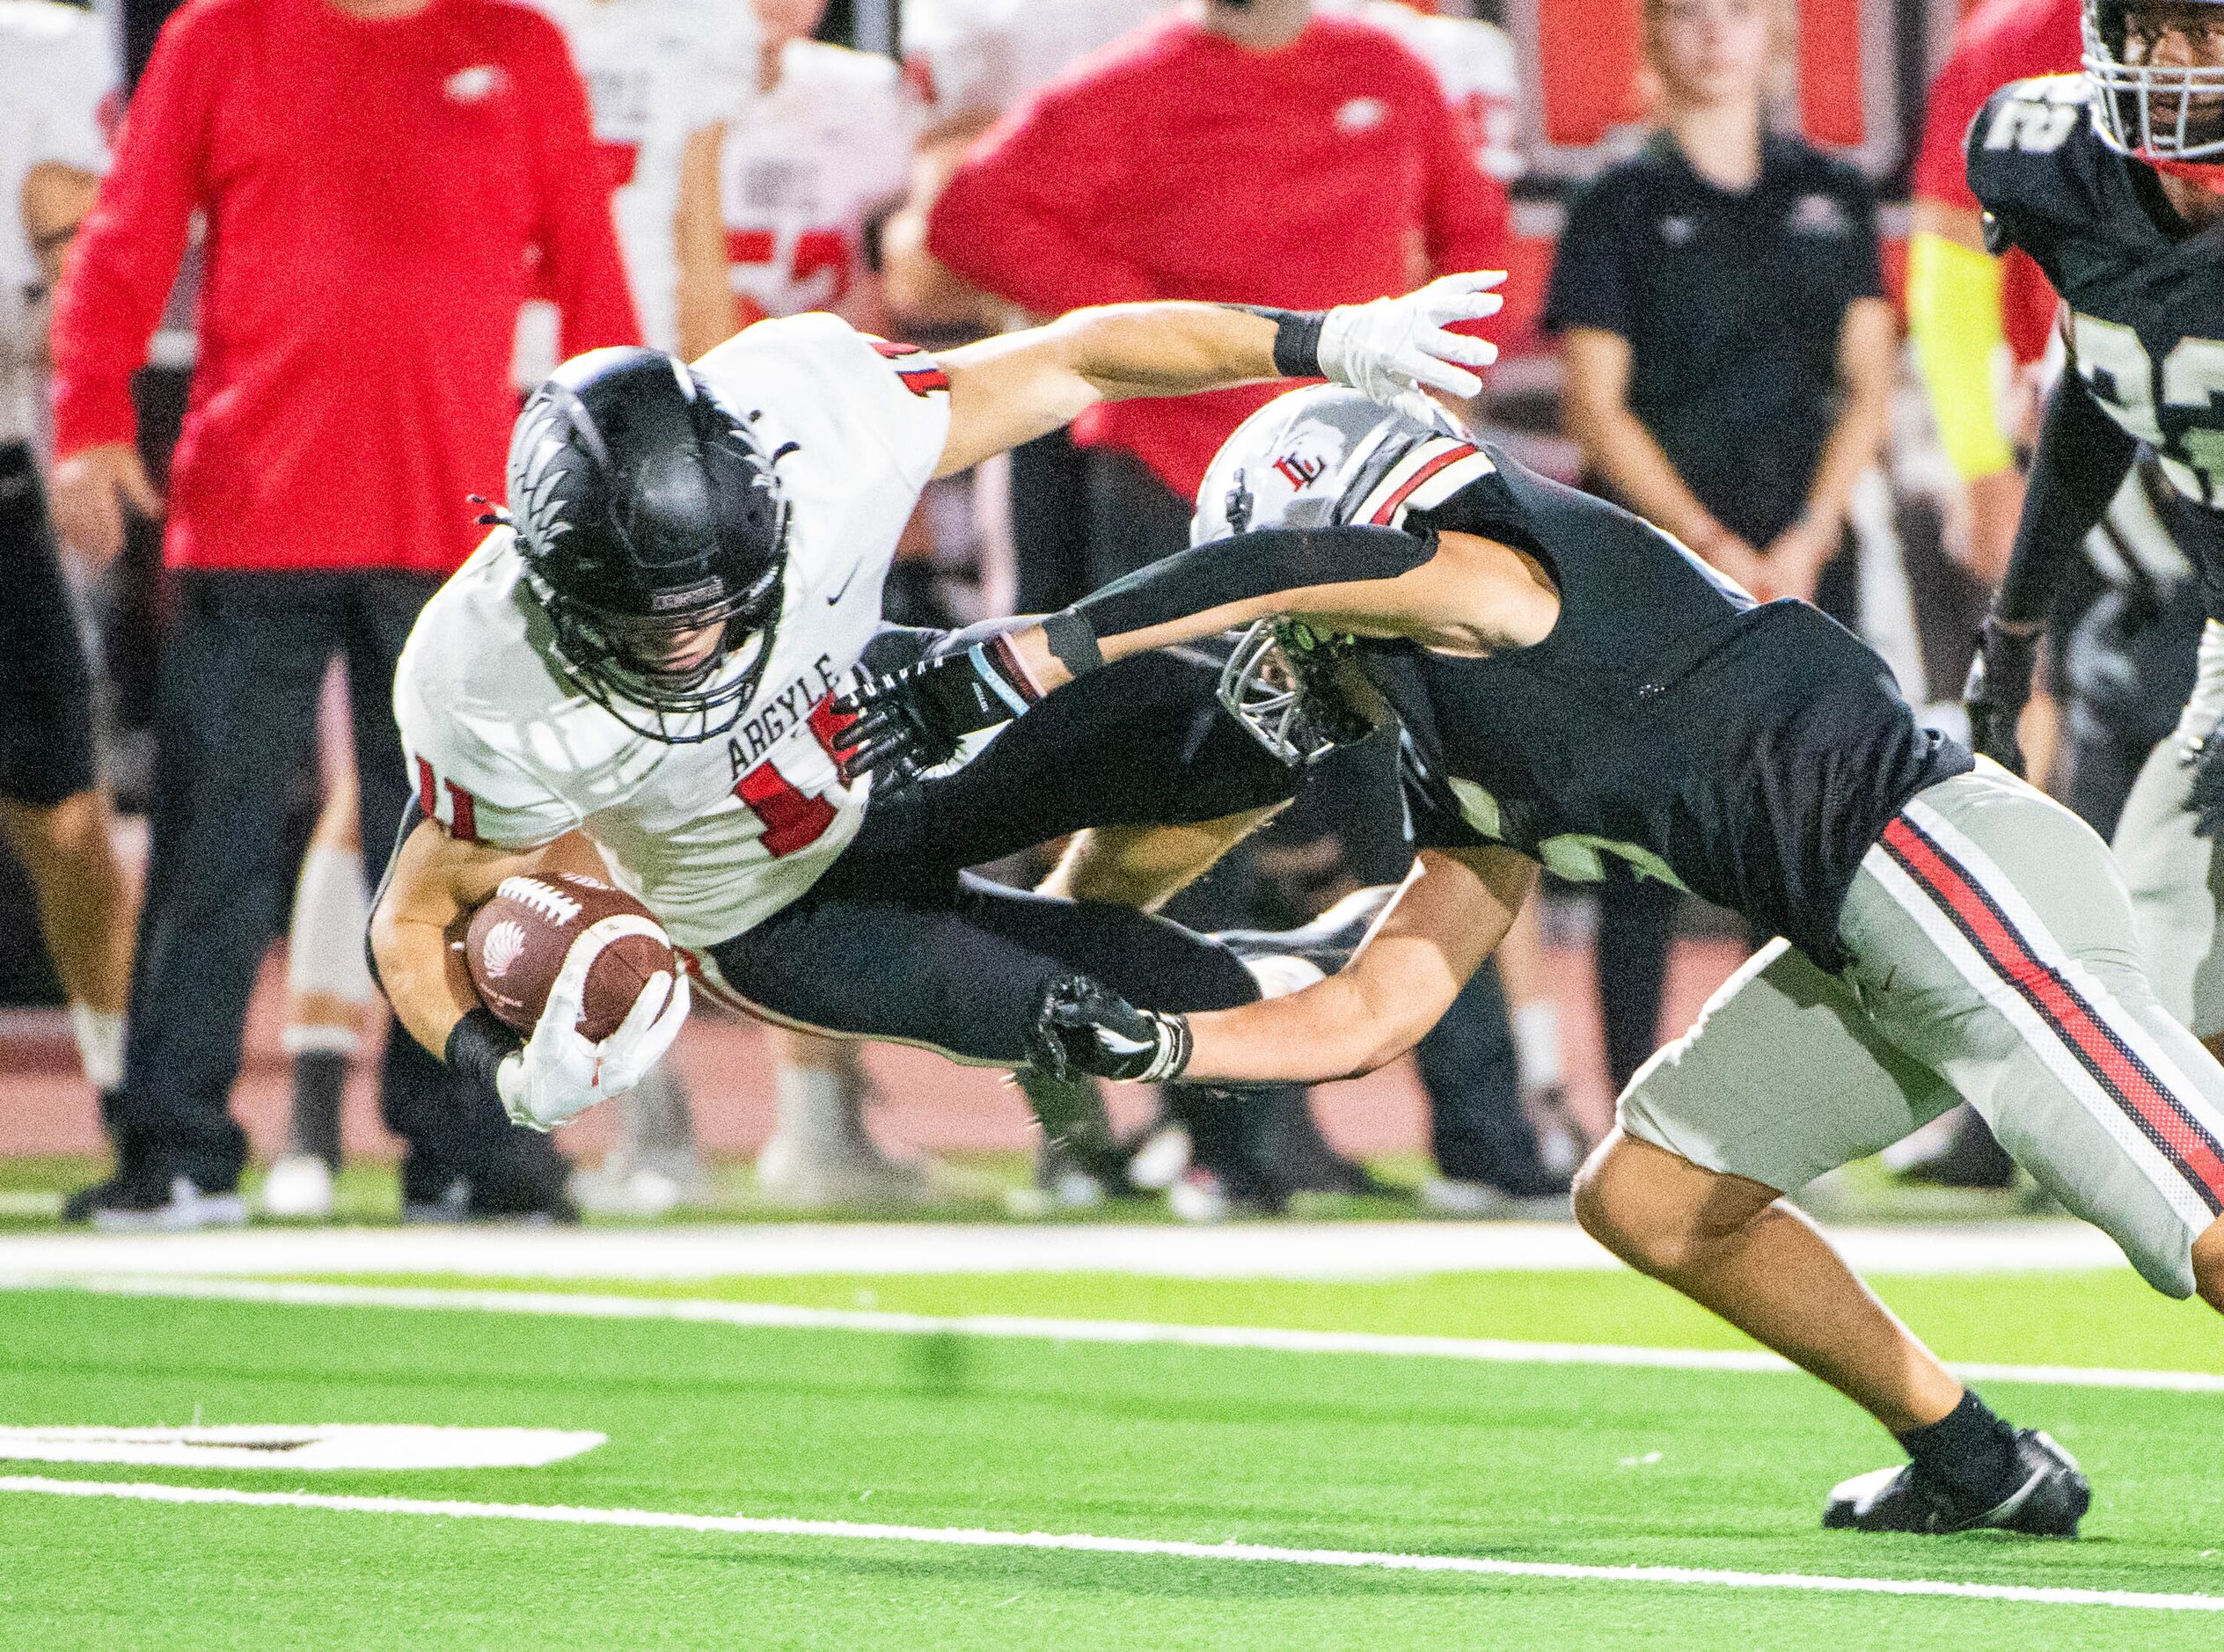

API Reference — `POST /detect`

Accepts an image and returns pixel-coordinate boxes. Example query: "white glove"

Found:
[1317,270,1505,433]
[495,917,691,1131]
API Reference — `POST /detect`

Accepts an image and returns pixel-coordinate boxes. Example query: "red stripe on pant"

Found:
[1882,817,2224,1202]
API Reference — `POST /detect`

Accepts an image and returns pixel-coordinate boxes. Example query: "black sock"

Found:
[1896,1390,2021,1508]
[288,1051,348,1171]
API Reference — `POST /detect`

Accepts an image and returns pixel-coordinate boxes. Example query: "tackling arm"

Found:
[1035,845,1537,1085]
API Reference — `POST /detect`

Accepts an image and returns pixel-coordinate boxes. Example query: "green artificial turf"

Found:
[4,1282,2224,1649]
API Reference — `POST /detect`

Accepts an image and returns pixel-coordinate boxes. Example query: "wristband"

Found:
[1042,610,1103,677]
[1224,304,1326,378]
[446,1006,523,1099]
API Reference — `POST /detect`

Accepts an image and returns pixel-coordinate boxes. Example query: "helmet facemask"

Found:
[505,350,794,744]
[1217,620,1388,766]
[2087,0,2224,164]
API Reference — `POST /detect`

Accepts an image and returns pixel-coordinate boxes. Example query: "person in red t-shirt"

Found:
[47,0,639,1227]
[925,0,1509,1216]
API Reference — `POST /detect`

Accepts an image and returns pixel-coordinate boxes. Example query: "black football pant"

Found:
[708,649,1297,1064]
[116,570,516,1195]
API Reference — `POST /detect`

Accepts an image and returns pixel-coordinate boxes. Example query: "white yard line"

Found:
[10,1272,2221,1393]
[1,1474,2215,1613]
[0,1220,2131,1281]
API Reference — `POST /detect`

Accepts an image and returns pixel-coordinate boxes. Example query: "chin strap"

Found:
[2142,153,2224,196]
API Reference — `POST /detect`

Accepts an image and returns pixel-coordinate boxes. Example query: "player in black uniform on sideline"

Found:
[1961,1,2224,1063]
[840,382,2224,1536]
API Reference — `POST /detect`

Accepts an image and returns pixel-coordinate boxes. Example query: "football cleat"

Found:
[63,1173,248,1233]
[258,1152,336,1219]
[1823,1429,2089,1536]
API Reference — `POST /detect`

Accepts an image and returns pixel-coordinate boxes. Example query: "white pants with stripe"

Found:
[1621,760,2224,1297]
[2112,616,2224,1040]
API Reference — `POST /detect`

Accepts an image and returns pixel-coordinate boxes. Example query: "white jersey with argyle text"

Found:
[719,39,921,320]
[0,0,115,446]
[899,0,1170,123]
[523,0,758,351]
[395,314,951,947]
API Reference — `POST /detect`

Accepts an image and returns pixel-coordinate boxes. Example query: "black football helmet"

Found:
[504,347,790,743]
[2086,0,2224,162]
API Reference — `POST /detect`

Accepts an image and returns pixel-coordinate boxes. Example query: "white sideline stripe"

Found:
[0,1220,2133,1282]
[0,1424,604,1472]
[1,1474,2215,1613]
[12,1273,2224,1394]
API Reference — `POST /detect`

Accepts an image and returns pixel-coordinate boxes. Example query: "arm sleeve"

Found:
[1540,179,1627,337]
[1067,523,1438,643]
[46,9,208,457]
[1993,369,2140,625]
[925,92,1160,316]
[524,22,643,356]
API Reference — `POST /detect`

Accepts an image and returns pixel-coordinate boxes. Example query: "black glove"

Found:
[1964,615,2038,776]
[1028,975,1192,1083]
[2189,726,2224,840]
[834,632,1039,788]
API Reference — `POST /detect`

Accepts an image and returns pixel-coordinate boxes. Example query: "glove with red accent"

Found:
[833,630,1040,788]
[1027,975,1192,1084]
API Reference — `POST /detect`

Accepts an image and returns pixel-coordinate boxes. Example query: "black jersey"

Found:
[1355,442,1970,971]
[1969,77,2224,567]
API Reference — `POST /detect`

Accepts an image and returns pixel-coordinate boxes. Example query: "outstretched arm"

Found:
[1033,845,1537,1086]
[931,274,1504,478]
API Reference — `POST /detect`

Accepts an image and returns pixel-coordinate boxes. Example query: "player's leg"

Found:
[77,574,338,1224]
[264,676,374,1218]
[2111,619,2224,1051]
[750,1027,929,1209]
[1576,939,1968,1436]
[0,443,136,1125]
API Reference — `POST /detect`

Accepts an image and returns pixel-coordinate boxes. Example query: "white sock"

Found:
[771,1062,863,1150]
[70,1003,126,1093]
[1241,954,1327,1000]
[1512,999,1562,1089]
[282,843,375,1051]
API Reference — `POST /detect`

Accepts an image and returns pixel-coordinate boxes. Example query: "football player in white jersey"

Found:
[370,276,1504,1135]
[522,0,759,355]
[694,0,923,353]
[0,1,135,1146]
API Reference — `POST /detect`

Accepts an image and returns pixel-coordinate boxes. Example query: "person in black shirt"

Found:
[1961,30,2224,1066]
[845,385,2224,1539]
[1546,0,1898,1092]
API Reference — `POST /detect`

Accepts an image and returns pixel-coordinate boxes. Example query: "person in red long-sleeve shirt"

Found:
[930,0,1506,566]
[48,0,640,1227]
[926,0,1508,1216]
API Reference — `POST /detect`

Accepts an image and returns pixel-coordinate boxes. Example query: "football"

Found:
[461,872,677,1042]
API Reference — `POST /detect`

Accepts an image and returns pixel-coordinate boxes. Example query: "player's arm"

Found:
[835,523,1547,783]
[673,120,743,362]
[930,274,1505,478]
[1032,845,1537,1085]
[367,815,548,1064]
[1964,366,2141,770]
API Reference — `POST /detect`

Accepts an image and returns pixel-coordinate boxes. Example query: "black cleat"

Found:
[1824,1429,2089,1536]
[62,1173,246,1232]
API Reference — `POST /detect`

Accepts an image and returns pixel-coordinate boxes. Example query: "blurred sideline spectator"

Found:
[0,0,137,1144]
[1547,0,1895,1093]
[48,0,640,1227]
[927,0,1531,1215]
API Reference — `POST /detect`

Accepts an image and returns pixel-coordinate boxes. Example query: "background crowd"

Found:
[0,0,2117,1225]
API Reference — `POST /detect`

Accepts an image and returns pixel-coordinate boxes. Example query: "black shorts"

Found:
[0,444,99,808]
[707,647,1299,1064]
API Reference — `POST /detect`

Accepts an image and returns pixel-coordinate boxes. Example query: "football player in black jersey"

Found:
[841,384,2224,1538]
[1962,2,2224,1064]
